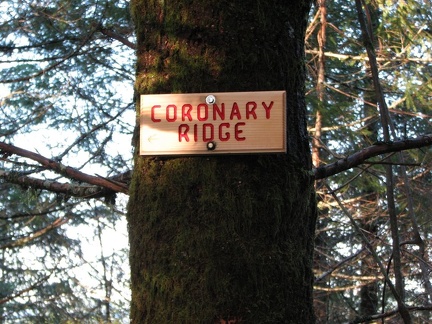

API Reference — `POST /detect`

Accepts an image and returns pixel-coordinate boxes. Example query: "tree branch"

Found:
[98,27,137,50]
[326,183,409,323]
[0,273,52,305]
[350,305,432,323]
[0,141,128,194]
[1,26,98,84]
[315,248,365,282]
[306,49,432,64]
[314,135,432,180]
[0,216,69,250]
[0,170,109,198]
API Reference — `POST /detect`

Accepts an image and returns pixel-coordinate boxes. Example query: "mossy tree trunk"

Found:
[127,0,316,322]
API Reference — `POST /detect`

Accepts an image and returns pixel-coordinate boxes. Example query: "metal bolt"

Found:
[206,95,216,105]
[206,141,216,150]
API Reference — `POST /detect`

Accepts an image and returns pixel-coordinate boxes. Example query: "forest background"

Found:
[1,0,432,322]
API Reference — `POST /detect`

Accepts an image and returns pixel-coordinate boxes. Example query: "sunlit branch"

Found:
[311,0,327,169]
[306,49,432,64]
[314,283,376,292]
[0,141,128,194]
[308,115,375,133]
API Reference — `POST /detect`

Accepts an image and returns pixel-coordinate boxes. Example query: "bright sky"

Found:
[0,55,133,323]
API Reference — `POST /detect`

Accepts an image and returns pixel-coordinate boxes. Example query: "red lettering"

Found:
[178,124,189,142]
[197,103,208,121]
[230,103,241,120]
[179,122,246,143]
[203,123,214,141]
[213,103,225,120]
[151,105,161,122]
[166,104,177,122]
[262,101,274,119]
[235,122,246,141]
[219,123,230,141]
[246,102,257,119]
[182,104,193,121]
[194,124,198,142]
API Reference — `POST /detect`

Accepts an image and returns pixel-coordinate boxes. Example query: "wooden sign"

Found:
[140,91,286,155]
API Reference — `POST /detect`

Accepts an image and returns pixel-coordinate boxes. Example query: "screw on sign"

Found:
[206,141,216,150]
[206,95,216,105]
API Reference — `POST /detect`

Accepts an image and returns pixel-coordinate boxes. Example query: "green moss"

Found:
[128,155,316,322]
[128,0,315,322]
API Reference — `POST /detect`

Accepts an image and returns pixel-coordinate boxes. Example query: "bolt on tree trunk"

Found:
[127,0,316,322]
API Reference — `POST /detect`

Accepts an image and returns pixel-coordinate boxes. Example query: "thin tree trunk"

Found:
[312,0,326,169]
[359,3,380,314]
[311,2,330,322]
[355,1,411,322]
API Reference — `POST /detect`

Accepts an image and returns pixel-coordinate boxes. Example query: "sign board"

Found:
[140,91,286,155]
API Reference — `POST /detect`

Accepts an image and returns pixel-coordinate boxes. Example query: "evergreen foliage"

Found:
[307,0,432,322]
[1,0,432,322]
[1,0,134,322]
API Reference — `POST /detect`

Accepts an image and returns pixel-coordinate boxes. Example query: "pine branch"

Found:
[0,273,52,305]
[0,26,98,84]
[0,216,69,250]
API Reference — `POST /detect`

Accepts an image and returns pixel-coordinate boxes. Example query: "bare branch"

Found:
[98,27,136,50]
[306,49,432,64]
[315,248,365,282]
[0,170,108,198]
[314,135,432,180]
[326,183,408,323]
[350,305,432,323]
[0,141,128,194]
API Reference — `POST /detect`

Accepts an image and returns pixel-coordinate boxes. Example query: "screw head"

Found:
[206,95,216,105]
[206,141,216,150]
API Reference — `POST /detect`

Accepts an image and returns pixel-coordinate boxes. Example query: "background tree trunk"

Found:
[127,0,316,322]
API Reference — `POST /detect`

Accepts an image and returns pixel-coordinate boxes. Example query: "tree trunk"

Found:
[127,1,316,322]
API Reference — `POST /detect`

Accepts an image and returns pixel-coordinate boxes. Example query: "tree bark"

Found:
[127,1,316,322]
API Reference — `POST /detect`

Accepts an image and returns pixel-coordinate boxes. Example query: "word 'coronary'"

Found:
[150,101,274,143]
[150,101,274,123]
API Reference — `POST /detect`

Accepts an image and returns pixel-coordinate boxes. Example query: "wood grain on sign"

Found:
[140,91,286,155]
